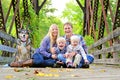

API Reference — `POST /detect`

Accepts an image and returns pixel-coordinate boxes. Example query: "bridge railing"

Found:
[88,27,120,64]
[0,30,17,64]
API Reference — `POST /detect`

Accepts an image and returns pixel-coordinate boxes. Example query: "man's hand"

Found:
[84,59,89,64]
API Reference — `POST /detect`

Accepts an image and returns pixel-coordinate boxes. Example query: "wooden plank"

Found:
[92,44,120,56]
[0,56,14,63]
[0,64,120,80]
[0,30,17,43]
[94,59,120,64]
[0,45,17,53]
[89,27,120,49]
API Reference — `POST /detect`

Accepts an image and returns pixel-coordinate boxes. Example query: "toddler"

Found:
[53,37,67,67]
[65,35,89,68]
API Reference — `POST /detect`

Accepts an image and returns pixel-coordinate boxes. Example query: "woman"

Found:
[57,22,94,68]
[10,24,59,67]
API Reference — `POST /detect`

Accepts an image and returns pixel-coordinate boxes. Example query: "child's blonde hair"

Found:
[70,35,79,43]
[56,37,66,44]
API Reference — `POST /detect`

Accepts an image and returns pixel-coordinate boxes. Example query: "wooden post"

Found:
[102,44,106,59]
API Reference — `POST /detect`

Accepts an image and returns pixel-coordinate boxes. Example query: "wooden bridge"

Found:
[0,0,120,79]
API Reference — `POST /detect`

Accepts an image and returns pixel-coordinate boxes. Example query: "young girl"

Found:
[65,35,89,68]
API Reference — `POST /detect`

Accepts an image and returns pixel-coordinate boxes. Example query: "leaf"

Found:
[71,74,80,77]
[100,69,106,72]
[14,68,24,72]
[5,75,13,79]
[54,74,59,77]
[49,69,58,72]
[34,69,39,74]
[36,72,45,77]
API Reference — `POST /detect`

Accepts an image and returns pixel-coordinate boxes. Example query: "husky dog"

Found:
[15,29,32,62]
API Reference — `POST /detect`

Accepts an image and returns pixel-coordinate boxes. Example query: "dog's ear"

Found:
[27,30,31,34]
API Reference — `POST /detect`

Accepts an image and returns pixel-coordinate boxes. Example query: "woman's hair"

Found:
[70,35,79,43]
[56,37,66,45]
[47,24,59,48]
[63,22,73,28]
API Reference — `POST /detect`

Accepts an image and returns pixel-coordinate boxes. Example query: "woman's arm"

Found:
[39,36,52,58]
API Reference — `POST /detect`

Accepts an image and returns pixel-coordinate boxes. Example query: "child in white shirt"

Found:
[65,35,89,68]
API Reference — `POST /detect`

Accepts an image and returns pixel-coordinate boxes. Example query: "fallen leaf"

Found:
[34,69,39,74]
[100,69,106,72]
[36,72,45,77]
[49,69,58,72]
[5,75,13,79]
[25,73,29,75]
[71,74,80,77]
[14,68,24,72]
[54,74,59,77]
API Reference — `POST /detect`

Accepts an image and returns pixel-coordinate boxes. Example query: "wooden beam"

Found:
[93,44,120,55]
[0,30,17,43]
[94,59,120,64]
[0,45,17,53]
[0,56,14,63]
[89,28,120,49]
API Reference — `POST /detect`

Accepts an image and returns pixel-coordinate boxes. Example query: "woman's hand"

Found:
[50,47,56,54]
[51,54,57,59]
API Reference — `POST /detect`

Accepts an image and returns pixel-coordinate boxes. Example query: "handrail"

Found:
[0,30,17,43]
[88,27,120,64]
[88,27,120,50]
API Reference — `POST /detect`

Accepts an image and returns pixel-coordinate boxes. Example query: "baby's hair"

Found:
[70,35,79,42]
[56,37,66,44]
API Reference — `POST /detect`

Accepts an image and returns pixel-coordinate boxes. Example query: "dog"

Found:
[14,28,32,62]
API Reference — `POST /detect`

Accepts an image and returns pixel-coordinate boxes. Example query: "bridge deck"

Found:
[0,64,120,80]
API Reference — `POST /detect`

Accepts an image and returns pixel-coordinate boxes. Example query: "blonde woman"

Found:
[10,24,59,67]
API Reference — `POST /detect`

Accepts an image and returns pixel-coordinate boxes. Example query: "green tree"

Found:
[62,0,84,35]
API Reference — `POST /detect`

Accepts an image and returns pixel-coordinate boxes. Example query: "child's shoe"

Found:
[82,63,89,68]
[67,62,73,68]
[72,63,78,68]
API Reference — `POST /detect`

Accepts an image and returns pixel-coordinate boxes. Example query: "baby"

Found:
[65,35,89,68]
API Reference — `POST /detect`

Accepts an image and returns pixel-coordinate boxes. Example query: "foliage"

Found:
[62,0,84,35]
[84,35,94,46]
[1,0,63,48]
[24,0,63,48]
[1,0,118,48]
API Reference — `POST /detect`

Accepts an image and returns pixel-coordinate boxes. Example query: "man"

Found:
[58,22,94,68]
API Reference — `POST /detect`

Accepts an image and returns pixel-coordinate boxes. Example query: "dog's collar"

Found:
[17,39,31,46]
